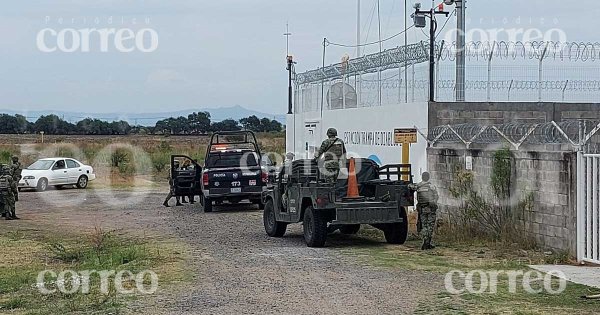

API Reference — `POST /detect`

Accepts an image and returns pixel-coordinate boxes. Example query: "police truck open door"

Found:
[170,155,202,198]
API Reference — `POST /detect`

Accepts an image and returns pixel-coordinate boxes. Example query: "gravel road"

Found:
[16,187,444,315]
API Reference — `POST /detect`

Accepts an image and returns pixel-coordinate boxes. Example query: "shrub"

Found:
[111,148,130,167]
[151,152,170,173]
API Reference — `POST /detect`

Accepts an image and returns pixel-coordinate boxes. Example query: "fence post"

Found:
[398,66,402,103]
[487,42,495,101]
[411,63,415,102]
[508,79,513,101]
[538,42,549,102]
[562,80,569,102]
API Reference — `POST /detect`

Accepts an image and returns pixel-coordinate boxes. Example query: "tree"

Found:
[0,114,30,134]
[188,112,211,134]
[211,119,240,132]
[33,115,75,134]
[239,115,262,132]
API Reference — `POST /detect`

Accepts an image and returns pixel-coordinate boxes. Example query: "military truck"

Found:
[262,158,414,247]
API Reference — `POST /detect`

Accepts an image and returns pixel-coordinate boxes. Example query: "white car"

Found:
[19,158,96,191]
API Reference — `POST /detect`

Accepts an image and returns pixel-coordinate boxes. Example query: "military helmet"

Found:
[421,171,430,182]
[326,128,338,137]
[11,156,18,162]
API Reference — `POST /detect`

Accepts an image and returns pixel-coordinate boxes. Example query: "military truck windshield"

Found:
[28,160,55,170]
[206,152,258,168]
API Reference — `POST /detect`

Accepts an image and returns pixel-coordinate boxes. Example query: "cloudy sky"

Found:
[0,0,596,115]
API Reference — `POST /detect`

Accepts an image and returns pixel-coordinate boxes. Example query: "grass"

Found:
[0,224,189,314]
[344,225,600,314]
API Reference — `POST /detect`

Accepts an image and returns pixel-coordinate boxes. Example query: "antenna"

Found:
[284,22,292,56]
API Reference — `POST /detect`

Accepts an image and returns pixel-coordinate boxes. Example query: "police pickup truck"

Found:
[200,131,268,212]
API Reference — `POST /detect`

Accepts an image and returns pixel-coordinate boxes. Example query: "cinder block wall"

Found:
[425,102,600,254]
[428,146,577,253]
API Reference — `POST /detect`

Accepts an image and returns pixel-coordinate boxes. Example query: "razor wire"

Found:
[437,41,600,62]
[427,120,600,150]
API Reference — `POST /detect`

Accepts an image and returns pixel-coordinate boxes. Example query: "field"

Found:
[0,133,285,187]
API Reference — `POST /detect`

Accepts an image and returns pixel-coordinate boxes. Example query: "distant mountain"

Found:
[0,105,285,126]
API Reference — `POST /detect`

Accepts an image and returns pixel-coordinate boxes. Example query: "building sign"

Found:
[343,131,398,147]
[394,128,418,144]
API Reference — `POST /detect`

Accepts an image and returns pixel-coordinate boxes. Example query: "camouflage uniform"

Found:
[314,128,346,184]
[0,165,18,220]
[10,157,22,202]
[409,172,439,250]
[163,163,182,207]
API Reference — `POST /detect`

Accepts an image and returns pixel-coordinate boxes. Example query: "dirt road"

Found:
[16,187,443,314]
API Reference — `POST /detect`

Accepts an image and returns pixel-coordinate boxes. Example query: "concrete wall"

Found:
[429,102,600,126]
[428,146,577,253]
[426,102,600,254]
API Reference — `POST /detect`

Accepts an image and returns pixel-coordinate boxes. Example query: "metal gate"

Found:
[578,153,600,264]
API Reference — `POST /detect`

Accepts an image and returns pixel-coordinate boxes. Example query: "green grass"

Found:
[0,226,188,314]
[344,226,600,314]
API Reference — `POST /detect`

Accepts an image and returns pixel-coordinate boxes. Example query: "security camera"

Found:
[443,0,455,5]
[413,3,421,10]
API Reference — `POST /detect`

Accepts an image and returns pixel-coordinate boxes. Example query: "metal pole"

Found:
[377,0,382,106]
[321,38,326,117]
[577,149,584,262]
[487,43,495,102]
[429,15,435,102]
[411,63,415,102]
[404,0,408,103]
[436,41,444,101]
[357,0,361,106]
[508,79,513,101]
[562,80,569,102]
[455,0,466,101]
[399,66,402,103]
[538,43,549,102]
[287,56,293,114]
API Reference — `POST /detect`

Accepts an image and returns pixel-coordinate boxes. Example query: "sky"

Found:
[0,0,597,115]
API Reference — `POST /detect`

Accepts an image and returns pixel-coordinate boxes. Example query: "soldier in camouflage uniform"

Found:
[0,165,18,220]
[409,172,439,250]
[10,156,22,202]
[163,161,183,207]
[314,128,346,184]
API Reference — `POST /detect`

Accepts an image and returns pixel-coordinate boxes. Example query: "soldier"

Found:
[314,128,346,184]
[409,172,439,250]
[10,156,22,202]
[163,161,183,207]
[0,165,18,220]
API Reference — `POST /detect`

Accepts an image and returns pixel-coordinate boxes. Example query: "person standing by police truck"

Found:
[409,172,439,250]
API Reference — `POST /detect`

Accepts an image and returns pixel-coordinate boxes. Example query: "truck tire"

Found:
[383,207,409,244]
[202,195,213,213]
[263,199,287,237]
[303,206,327,247]
[339,224,361,235]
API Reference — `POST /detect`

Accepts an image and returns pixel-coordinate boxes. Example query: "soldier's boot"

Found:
[5,215,13,220]
[181,199,188,204]
[421,238,432,250]
[175,197,183,206]
[163,200,170,207]
[189,197,195,204]
[1,212,5,217]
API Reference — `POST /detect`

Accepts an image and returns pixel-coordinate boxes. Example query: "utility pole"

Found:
[455,0,466,101]
[286,56,295,115]
[404,0,408,103]
[413,3,449,102]
[356,0,361,105]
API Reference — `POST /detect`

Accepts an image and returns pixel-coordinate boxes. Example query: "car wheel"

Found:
[339,224,361,235]
[303,206,327,247]
[383,207,409,244]
[202,195,213,213]
[76,175,88,189]
[36,178,48,192]
[263,199,287,237]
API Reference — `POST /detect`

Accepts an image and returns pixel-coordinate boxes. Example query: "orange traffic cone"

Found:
[346,157,361,199]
